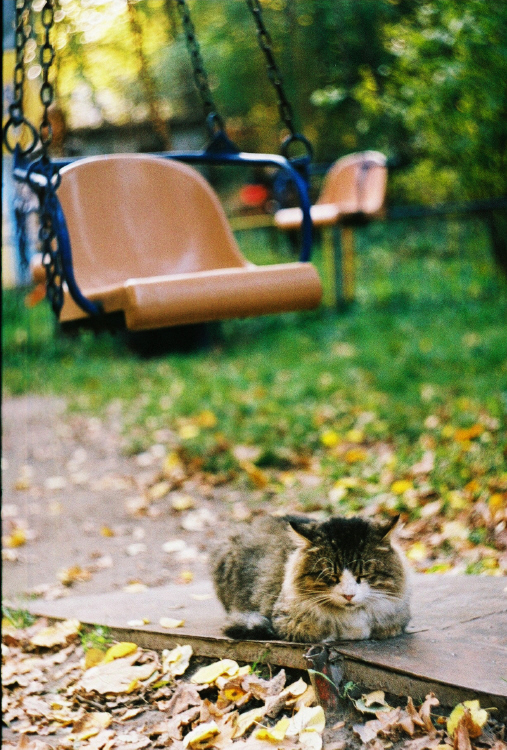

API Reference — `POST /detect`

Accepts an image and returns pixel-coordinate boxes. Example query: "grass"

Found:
[3,217,507,551]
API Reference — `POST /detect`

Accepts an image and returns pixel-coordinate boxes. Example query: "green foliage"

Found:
[80,625,113,653]
[2,606,37,630]
[356,0,507,202]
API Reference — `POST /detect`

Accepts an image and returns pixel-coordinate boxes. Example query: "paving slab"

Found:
[27,574,507,713]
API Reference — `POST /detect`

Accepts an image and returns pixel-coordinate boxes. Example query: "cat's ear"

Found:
[374,514,399,539]
[287,517,319,545]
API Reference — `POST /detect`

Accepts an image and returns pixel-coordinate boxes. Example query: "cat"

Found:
[210,513,410,643]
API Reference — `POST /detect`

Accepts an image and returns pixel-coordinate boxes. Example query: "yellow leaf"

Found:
[191,659,240,685]
[233,707,265,738]
[100,525,115,537]
[148,481,171,501]
[85,647,106,670]
[241,461,268,488]
[159,617,185,629]
[179,424,200,440]
[447,701,488,738]
[102,642,138,663]
[346,429,364,443]
[255,716,290,741]
[406,542,428,562]
[489,493,506,514]
[197,410,218,428]
[320,430,340,448]
[454,424,483,442]
[180,570,194,583]
[224,685,247,702]
[183,720,219,748]
[163,451,184,476]
[171,493,196,511]
[4,527,26,548]
[391,480,413,495]
[344,448,368,464]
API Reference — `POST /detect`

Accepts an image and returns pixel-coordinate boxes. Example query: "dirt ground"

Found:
[2,395,241,602]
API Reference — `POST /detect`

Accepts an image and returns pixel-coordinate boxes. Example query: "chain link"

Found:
[245,0,296,138]
[11,0,31,125]
[39,0,56,151]
[39,185,64,316]
[173,0,225,135]
[3,0,39,154]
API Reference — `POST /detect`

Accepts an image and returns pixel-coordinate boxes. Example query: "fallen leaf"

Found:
[159,617,185,629]
[78,654,157,694]
[183,720,219,748]
[30,619,81,648]
[162,644,193,677]
[453,717,473,750]
[255,716,291,741]
[286,705,325,736]
[191,659,240,685]
[353,721,381,744]
[171,493,196,511]
[233,707,265,738]
[85,647,106,670]
[70,711,112,741]
[102,642,138,663]
[447,702,488,739]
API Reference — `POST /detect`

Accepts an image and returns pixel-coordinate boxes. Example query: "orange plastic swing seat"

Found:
[33,154,322,330]
[274,150,387,230]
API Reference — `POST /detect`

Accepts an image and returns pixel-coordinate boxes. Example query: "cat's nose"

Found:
[343,594,354,602]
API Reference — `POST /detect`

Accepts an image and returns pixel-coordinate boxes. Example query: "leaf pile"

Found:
[3,617,506,750]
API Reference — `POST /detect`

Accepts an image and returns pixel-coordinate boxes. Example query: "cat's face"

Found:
[287,515,403,609]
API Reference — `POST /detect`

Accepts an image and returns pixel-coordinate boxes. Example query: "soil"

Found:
[2,395,239,602]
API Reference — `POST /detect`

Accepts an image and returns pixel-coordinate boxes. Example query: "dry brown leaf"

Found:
[30,619,81,649]
[78,654,157,694]
[353,720,382,744]
[12,739,53,750]
[70,711,112,741]
[157,682,202,714]
[419,693,440,734]
[404,735,443,750]
[453,715,473,750]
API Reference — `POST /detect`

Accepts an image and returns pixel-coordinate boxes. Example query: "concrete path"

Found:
[28,573,507,712]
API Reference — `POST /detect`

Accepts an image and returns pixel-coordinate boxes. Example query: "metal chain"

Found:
[39,182,64,316]
[3,0,38,153]
[245,0,296,137]
[10,0,31,126]
[39,0,56,152]
[173,0,225,135]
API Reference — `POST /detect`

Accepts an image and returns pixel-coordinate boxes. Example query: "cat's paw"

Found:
[223,612,276,640]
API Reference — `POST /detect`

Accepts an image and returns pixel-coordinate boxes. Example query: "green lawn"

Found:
[3,216,507,573]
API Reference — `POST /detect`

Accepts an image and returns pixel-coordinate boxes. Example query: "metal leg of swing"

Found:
[340,225,355,304]
[322,225,338,307]
[321,224,355,308]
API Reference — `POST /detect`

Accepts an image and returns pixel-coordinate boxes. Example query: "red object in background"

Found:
[239,184,269,207]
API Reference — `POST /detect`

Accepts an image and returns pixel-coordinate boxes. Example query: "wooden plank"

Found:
[27,575,507,711]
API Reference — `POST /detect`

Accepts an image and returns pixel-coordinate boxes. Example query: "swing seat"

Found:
[32,154,322,330]
[274,151,387,230]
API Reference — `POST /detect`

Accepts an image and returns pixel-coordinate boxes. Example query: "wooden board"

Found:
[28,574,507,712]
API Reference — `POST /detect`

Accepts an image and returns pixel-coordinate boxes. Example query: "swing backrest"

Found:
[58,154,248,291]
[317,151,387,216]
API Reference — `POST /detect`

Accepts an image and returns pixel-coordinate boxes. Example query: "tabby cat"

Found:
[211,513,410,642]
